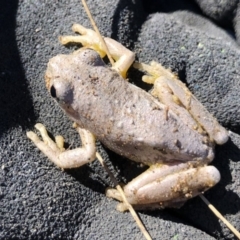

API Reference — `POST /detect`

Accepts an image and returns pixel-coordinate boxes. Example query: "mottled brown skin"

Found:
[46,48,214,166]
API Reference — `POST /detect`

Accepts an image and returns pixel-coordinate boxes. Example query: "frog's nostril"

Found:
[50,85,57,98]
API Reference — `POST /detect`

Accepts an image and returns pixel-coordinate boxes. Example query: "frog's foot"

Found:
[27,123,96,169]
[59,24,106,58]
[134,61,229,145]
[106,162,220,211]
[59,24,135,78]
[134,61,177,84]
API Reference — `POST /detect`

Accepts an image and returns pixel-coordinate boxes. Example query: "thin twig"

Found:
[81,0,151,238]
[199,194,240,239]
[96,152,152,240]
[81,0,115,66]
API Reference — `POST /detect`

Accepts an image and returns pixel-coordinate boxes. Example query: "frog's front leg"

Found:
[59,24,135,78]
[27,123,96,169]
[106,163,220,211]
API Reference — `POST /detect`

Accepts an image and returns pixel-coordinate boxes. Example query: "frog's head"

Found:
[45,57,81,123]
[45,48,104,89]
[45,48,105,118]
[45,55,74,109]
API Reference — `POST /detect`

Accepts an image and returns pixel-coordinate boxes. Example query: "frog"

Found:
[27,24,229,212]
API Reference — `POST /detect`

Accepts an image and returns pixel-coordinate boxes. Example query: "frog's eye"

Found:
[50,80,73,105]
[50,85,57,98]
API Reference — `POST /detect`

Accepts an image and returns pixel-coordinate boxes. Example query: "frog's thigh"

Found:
[134,61,228,145]
[26,123,96,169]
[106,163,220,211]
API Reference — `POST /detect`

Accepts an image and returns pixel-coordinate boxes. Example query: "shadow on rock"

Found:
[0,0,36,137]
[111,0,147,49]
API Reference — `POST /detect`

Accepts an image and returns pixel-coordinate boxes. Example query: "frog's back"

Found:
[88,68,214,165]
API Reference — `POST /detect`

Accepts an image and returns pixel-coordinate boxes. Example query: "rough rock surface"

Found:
[1,0,240,239]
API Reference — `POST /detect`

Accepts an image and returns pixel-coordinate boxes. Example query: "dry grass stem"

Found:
[96,152,152,240]
[81,0,115,66]
[81,0,151,238]
[199,194,240,239]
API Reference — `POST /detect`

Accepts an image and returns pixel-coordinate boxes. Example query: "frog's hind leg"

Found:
[106,162,220,211]
[134,61,229,145]
[59,24,135,78]
[27,123,96,169]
